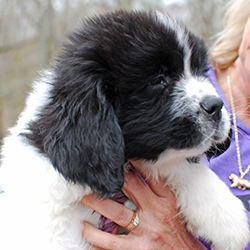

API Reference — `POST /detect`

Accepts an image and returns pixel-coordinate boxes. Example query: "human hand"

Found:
[81,160,206,250]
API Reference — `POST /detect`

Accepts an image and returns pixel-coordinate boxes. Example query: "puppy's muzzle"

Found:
[205,129,232,160]
[200,96,232,159]
[200,96,223,122]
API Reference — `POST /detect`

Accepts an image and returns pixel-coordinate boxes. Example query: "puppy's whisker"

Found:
[1,10,247,250]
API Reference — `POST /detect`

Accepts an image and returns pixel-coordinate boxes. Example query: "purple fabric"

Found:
[98,162,147,232]
[98,192,129,232]
[99,69,250,248]
[204,67,250,249]
[126,162,148,186]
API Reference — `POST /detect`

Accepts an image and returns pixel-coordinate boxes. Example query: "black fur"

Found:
[22,10,219,197]
[206,129,232,160]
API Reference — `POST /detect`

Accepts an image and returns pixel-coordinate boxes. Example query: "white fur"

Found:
[1,24,250,249]
[0,76,96,250]
[142,153,250,250]
[0,126,96,250]
[0,71,249,250]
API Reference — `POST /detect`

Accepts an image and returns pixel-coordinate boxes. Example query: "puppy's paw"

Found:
[207,196,249,250]
[186,187,249,250]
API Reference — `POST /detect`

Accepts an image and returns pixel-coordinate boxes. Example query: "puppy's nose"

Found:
[200,96,223,121]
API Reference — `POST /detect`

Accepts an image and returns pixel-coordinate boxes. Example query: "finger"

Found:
[83,222,134,250]
[129,160,176,200]
[139,172,177,207]
[81,193,134,228]
[111,225,119,234]
[88,245,103,250]
[146,177,176,200]
[122,171,156,209]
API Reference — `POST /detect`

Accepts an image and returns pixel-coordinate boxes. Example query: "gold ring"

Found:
[126,211,139,230]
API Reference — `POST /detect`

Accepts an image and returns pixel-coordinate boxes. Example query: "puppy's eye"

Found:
[151,76,165,86]
[149,67,170,86]
[151,67,170,86]
[154,78,164,85]
[159,79,165,85]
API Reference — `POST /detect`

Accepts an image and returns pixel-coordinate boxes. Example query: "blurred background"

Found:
[0,0,226,143]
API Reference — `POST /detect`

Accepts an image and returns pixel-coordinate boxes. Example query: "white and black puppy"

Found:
[0,10,249,250]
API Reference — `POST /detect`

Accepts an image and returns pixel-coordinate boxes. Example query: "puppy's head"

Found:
[24,10,230,196]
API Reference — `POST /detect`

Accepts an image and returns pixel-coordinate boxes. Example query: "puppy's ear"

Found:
[24,69,124,197]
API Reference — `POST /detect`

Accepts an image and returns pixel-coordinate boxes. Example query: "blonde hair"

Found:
[210,0,250,69]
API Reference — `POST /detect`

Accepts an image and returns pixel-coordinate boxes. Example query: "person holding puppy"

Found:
[81,0,250,249]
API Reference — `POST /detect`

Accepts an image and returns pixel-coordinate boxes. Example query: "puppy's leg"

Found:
[168,162,249,250]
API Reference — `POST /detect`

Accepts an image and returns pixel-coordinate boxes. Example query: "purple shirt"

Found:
[204,67,250,249]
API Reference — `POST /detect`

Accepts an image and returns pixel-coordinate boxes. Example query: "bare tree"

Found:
[0,0,226,143]
[175,0,226,44]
